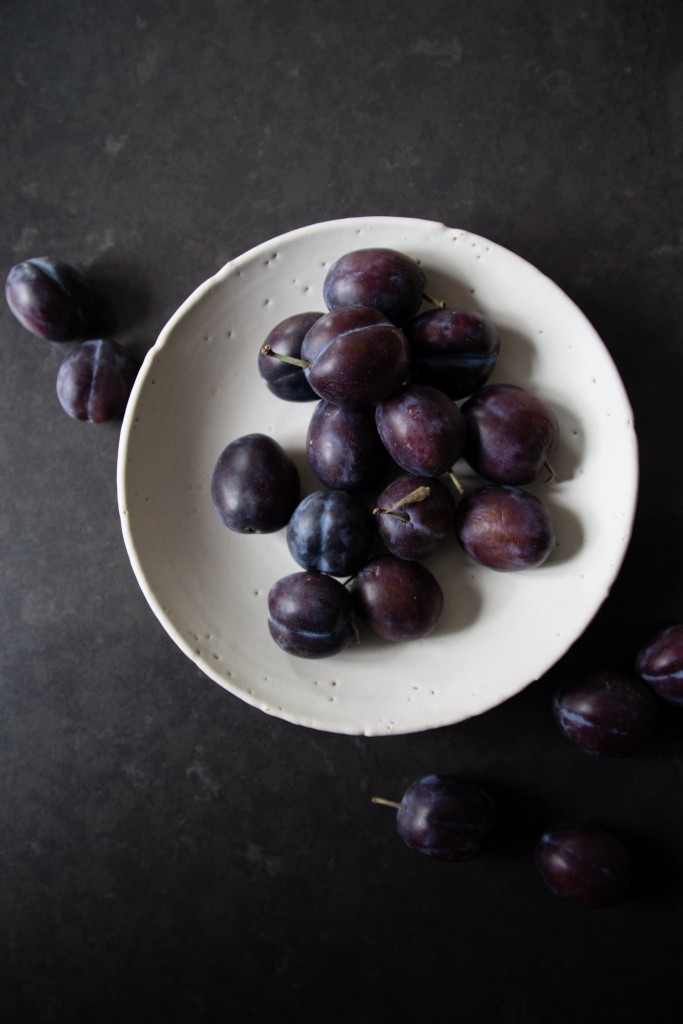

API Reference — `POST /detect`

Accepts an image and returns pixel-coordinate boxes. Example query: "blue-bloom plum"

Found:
[257,311,322,401]
[286,490,373,576]
[455,484,555,571]
[307,400,390,492]
[211,434,299,534]
[373,474,455,560]
[535,823,630,908]
[373,774,496,862]
[375,383,467,477]
[553,670,659,756]
[405,306,500,399]
[56,339,138,422]
[323,247,428,327]
[635,624,683,706]
[6,257,93,341]
[268,571,355,658]
[352,554,443,641]
[462,383,560,485]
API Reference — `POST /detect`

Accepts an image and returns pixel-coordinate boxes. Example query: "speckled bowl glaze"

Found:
[117,217,638,735]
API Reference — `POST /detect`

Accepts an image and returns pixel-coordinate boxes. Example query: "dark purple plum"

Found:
[535,823,630,908]
[405,306,500,399]
[375,384,467,477]
[455,484,555,571]
[462,383,560,485]
[6,257,93,341]
[268,571,355,658]
[286,490,373,577]
[373,474,455,560]
[636,624,683,706]
[211,433,299,534]
[294,306,410,406]
[56,339,138,423]
[553,670,659,756]
[307,400,391,492]
[373,775,495,862]
[257,311,322,401]
[351,554,443,641]
[323,247,428,327]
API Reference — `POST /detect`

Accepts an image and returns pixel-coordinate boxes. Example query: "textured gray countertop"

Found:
[1,1,682,1021]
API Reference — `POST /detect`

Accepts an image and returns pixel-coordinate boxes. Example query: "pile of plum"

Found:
[210,247,560,658]
[7,243,683,909]
[5,257,138,422]
[373,623,683,909]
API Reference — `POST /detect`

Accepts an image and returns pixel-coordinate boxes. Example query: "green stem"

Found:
[371,797,406,810]
[260,343,311,369]
[448,470,465,496]
[423,291,446,309]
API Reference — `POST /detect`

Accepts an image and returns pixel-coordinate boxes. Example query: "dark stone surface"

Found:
[1,1,682,1021]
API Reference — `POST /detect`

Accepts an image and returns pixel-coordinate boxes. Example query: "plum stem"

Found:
[372,484,431,522]
[544,460,559,483]
[423,292,446,309]
[260,343,311,369]
[371,797,406,810]
[448,470,465,496]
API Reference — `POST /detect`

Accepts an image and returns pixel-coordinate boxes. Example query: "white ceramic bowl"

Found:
[117,217,638,736]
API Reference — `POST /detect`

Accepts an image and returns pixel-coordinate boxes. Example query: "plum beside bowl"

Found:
[116,216,638,736]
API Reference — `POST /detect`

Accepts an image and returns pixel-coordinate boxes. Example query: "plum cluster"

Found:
[373,774,630,909]
[211,246,563,658]
[5,256,138,422]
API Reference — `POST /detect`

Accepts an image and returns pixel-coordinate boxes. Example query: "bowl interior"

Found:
[117,216,638,735]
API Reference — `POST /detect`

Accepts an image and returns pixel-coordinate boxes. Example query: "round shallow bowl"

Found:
[117,216,638,736]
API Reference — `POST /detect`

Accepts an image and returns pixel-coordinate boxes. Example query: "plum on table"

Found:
[535,823,630,908]
[553,670,659,756]
[6,257,93,341]
[372,774,496,862]
[56,339,138,423]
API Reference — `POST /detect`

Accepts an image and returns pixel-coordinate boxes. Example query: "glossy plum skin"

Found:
[351,554,443,641]
[301,306,410,406]
[56,339,138,422]
[636,624,683,706]
[323,248,427,327]
[257,311,322,401]
[462,383,560,485]
[268,571,355,658]
[287,490,374,576]
[393,775,496,862]
[405,306,500,399]
[307,400,390,492]
[6,257,93,341]
[211,433,299,534]
[373,474,455,560]
[535,823,630,908]
[553,670,659,756]
[455,484,556,571]
[375,384,467,477]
